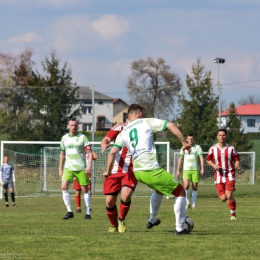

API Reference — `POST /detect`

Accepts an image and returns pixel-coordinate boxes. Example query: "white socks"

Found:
[174,197,186,232]
[84,191,91,215]
[148,191,163,223]
[185,189,190,205]
[192,190,197,206]
[62,190,72,212]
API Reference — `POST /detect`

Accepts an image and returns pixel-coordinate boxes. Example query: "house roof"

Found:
[113,98,129,105]
[221,104,260,116]
[77,86,113,101]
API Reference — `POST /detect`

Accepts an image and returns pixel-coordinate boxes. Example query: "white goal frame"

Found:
[173,151,256,185]
[0,141,170,198]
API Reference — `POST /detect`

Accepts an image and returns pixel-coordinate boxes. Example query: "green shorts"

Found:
[183,170,200,183]
[134,168,179,196]
[62,168,90,186]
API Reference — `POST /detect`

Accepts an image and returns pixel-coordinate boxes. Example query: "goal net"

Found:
[172,151,256,185]
[0,141,170,198]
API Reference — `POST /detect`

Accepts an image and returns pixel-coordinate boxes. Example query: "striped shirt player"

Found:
[59,118,93,220]
[206,128,240,220]
[105,104,192,235]
[0,155,17,207]
[177,134,204,210]
[101,122,137,233]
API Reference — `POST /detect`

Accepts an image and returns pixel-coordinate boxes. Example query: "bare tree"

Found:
[126,57,182,118]
[238,95,260,105]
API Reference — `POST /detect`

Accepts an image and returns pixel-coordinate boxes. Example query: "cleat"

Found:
[186,203,190,210]
[5,204,9,207]
[174,229,191,235]
[146,218,161,229]
[118,219,126,233]
[108,226,118,233]
[230,216,236,220]
[84,214,91,220]
[76,209,82,213]
[12,204,17,207]
[191,204,195,210]
[62,212,74,220]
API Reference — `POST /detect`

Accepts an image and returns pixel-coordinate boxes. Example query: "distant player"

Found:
[104,104,192,235]
[59,118,93,220]
[74,151,98,213]
[176,133,204,209]
[0,155,17,207]
[206,129,240,220]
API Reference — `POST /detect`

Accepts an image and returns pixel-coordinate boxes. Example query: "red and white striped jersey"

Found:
[206,144,240,184]
[106,123,133,175]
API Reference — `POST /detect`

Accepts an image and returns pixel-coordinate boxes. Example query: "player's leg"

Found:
[3,183,9,207]
[9,183,17,207]
[226,181,236,219]
[103,175,121,232]
[183,170,191,209]
[61,169,74,220]
[146,190,163,229]
[73,179,82,212]
[191,171,200,209]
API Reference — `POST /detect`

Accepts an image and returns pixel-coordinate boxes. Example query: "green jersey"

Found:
[60,133,90,171]
[180,144,203,171]
[114,118,168,171]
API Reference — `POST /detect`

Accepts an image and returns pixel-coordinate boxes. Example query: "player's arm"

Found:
[206,154,219,170]
[59,151,65,177]
[176,155,183,178]
[166,122,190,152]
[0,167,3,186]
[101,136,112,154]
[199,155,204,175]
[103,146,120,178]
[12,167,16,183]
[85,146,93,174]
[233,149,240,169]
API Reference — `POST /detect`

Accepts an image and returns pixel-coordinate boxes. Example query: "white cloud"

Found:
[8,31,42,44]
[91,15,129,41]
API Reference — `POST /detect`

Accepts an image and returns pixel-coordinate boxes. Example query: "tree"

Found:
[223,102,252,151]
[126,57,182,118]
[11,50,82,141]
[168,58,218,151]
[238,95,260,105]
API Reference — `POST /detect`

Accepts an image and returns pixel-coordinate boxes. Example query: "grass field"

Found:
[1,184,260,260]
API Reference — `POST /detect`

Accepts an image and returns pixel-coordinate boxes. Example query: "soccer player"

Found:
[103,104,191,235]
[206,128,240,220]
[101,122,138,233]
[59,118,93,220]
[74,151,98,213]
[0,155,17,207]
[176,133,204,209]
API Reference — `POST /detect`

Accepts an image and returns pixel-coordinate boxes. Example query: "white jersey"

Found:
[60,133,90,171]
[114,118,168,171]
[180,144,203,171]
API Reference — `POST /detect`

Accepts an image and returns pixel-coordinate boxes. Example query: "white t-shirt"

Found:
[114,118,168,171]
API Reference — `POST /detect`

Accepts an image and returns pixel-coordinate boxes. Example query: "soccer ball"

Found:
[184,216,194,232]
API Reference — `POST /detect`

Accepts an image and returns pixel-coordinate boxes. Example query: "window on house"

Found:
[82,123,92,131]
[84,101,91,104]
[123,112,128,122]
[82,106,92,114]
[98,101,103,105]
[247,119,255,127]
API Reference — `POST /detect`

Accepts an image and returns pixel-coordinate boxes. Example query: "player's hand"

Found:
[235,162,240,170]
[182,144,191,154]
[85,167,91,174]
[102,171,111,179]
[176,171,180,178]
[214,164,220,170]
[200,169,204,176]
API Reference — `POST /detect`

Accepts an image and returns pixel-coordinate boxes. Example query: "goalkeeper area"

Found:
[0,141,255,199]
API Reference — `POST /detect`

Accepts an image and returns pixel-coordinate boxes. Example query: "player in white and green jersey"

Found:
[59,118,93,220]
[103,104,192,235]
[176,134,204,210]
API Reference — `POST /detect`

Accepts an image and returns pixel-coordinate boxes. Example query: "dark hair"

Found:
[217,128,227,135]
[187,133,194,138]
[128,104,144,114]
[68,118,77,123]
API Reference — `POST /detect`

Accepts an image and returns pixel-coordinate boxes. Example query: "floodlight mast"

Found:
[214,58,225,128]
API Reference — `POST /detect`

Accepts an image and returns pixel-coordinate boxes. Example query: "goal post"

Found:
[172,151,256,185]
[0,141,170,198]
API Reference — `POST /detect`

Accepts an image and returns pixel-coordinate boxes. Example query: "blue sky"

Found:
[1,0,260,105]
